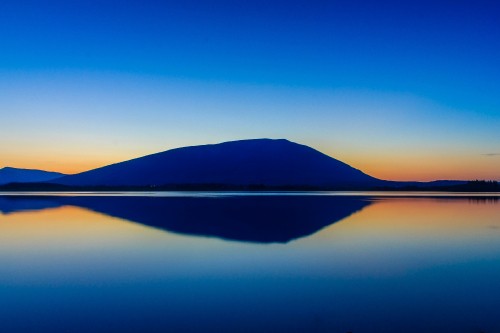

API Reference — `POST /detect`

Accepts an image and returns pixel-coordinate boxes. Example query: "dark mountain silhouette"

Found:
[51,139,386,188]
[428,180,499,192]
[0,167,65,185]
[0,195,372,243]
[373,179,467,190]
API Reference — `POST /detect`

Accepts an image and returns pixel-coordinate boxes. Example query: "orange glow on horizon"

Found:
[334,150,500,182]
[2,143,499,182]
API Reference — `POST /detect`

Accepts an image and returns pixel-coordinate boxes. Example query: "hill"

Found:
[52,138,386,189]
[0,167,66,185]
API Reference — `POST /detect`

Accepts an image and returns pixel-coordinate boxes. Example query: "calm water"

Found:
[0,192,499,332]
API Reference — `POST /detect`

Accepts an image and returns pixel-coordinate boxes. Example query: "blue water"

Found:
[0,192,499,332]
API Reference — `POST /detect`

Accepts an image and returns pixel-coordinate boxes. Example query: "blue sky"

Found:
[0,0,499,180]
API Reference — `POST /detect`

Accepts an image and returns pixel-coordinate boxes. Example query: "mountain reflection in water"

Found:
[1,193,500,332]
[0,195,372,243]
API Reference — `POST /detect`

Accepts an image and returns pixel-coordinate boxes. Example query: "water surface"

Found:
[0,192,499,332]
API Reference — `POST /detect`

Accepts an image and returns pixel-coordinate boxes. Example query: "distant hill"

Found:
[382,180,467,189]
[0,167,65,185]
[422,180,499,192]
[52,138,387,188]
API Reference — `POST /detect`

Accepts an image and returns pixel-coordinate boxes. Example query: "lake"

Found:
[0,192,499,332]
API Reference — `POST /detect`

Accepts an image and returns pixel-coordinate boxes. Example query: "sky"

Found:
[0,0,499,181]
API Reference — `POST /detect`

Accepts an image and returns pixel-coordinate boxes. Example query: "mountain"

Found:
[52,138,386,188]
[0,167,66,185]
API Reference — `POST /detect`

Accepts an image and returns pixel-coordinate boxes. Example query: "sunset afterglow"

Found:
[1,1,499,181]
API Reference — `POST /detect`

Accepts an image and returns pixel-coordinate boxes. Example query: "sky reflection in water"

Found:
[0,193,499,332]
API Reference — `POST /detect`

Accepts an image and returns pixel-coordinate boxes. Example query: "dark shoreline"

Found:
[0,180,498,193]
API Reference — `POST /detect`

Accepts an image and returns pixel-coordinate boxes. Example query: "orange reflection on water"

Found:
[308,197,500,276]
[314,197,499,237]
[351,197,499,232]
[0,206,160,254]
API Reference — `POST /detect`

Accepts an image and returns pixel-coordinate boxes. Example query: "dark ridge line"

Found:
[0,180,498,192]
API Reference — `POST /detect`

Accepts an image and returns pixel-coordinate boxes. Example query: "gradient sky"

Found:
[1,0,499,181]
